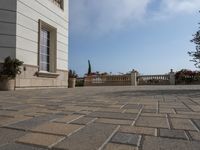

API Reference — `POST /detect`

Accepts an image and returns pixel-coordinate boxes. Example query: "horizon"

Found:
[69,0,200,76]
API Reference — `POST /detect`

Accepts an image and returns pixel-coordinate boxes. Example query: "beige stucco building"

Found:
[0,0,69,89]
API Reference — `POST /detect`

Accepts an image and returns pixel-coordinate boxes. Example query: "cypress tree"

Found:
[88,60,92,75]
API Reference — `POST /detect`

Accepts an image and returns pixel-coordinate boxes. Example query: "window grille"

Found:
[40,29,50,71]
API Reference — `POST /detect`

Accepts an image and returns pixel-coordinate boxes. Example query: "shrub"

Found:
[175,69,200,84]
[68,70,78,78]
[0,56,24,79]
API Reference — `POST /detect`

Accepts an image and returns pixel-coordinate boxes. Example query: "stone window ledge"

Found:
[37,71,59,78]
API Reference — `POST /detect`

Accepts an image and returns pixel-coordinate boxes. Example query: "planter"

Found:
[68,78,76,88]
[0,76,15,91]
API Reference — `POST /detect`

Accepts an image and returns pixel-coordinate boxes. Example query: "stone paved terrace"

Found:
[1,86,200,150]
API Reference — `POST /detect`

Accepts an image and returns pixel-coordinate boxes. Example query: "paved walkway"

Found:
[1,85,200,150]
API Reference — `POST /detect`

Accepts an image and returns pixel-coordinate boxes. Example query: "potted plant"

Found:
[68,70,78,88]
[0,56,23,91]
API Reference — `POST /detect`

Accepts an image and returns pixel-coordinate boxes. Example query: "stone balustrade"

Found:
[138,74,170,85]
[84,70,175,86]
[84,75,131,86]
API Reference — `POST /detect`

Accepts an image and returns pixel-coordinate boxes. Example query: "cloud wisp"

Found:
[161,0,200,14]
[70,0,151,35]
[70,0,200,35]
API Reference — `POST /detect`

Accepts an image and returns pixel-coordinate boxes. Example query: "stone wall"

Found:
[0,0,17,62]
[16,0,68,70]
[0,0,69,89]
[15,65,68,89]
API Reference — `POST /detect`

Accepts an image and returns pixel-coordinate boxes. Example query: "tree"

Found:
[88,60,92,75]
[188,13,200,68]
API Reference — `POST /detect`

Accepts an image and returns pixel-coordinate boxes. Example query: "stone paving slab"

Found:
[192,119,200,130]
[159,108,174,114]
[0,115,32,126]
[52,115,82,124]
[140,113,166,117]
[17,133,64,148]
[0,116,15,126]
[159,128,188,140]
[88,111,137,120]
[123,104,142,109]
[5,115,62,131]
[98,108,124,113]
[74,110,92,115]
[188,105,200,112]
[70,116,96,125]
[189,131,200,141]
[142,136,200,150]
[30,122,83,136]
[6,105,32,111]
[175,108,191,113]
[111,132,141,146]
[0,128,25,146]
[96,118,133,125]
[103,143,137,150]
[1,86,200,149]
[0,143,48,150]
[124,109,140,113]
[169,113,200,119]
[135,116,169,128]
[170,118,197,131]
[53,123,118,150]
[142,109,157,113]
[119,126,156,136]
[0,110,19,117]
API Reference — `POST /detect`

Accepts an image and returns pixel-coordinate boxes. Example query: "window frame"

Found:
[38,20,57,74]
[49,0,64,10]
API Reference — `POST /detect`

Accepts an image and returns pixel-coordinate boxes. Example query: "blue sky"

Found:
[69,0,200,76]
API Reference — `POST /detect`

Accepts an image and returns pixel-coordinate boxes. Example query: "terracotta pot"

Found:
[68,78,76,88]
[0,77,15,91]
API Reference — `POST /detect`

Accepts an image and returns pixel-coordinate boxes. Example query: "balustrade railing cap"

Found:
[131,69,138,73]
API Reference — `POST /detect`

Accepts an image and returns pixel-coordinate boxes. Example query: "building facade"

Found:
[0,0,69,89]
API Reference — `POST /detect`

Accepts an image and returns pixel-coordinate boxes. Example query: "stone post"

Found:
[169,69,175,85]
[131,70,138,86]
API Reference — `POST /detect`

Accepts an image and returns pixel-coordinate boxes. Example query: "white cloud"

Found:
[160,0,200,14]
[70,0,151,35]
[69,0,200,35]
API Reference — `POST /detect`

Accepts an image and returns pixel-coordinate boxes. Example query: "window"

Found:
[50,0,64,10]
[38,20,57,74]
[40,29,50,71]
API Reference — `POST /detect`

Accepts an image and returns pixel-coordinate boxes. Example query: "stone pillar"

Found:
[169,69,175,85]
[131,70,137,86]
